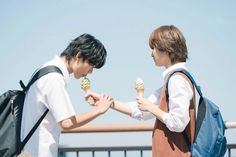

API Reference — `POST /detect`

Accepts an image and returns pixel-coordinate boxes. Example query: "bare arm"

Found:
[60,95,113,131]
[111,100,132,116]
[60,108,101,130]
[86,91,133,117]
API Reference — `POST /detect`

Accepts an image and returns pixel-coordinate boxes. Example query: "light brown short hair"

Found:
[149,25,188,64]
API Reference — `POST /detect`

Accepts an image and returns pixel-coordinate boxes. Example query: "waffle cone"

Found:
[136,87,144,97]
[83,87,90,93]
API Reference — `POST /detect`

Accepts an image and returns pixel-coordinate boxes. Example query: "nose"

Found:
[151,51,154,57]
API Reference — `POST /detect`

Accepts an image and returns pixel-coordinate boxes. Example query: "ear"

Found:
[73,53,81,63]
[75,52,81,59]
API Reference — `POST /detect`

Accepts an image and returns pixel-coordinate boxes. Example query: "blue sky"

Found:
[1,0,236,156]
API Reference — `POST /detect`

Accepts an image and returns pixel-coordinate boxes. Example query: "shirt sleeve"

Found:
[44,74,76,122]
[128,87,162,120]
[162,75,193,132]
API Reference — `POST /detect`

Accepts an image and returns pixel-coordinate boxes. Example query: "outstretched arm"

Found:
[111,100,132,116]
[86,91,133,116]
[85,90,161,121]
[60,95,113,131]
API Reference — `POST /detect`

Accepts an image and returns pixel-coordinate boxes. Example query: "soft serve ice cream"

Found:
[135,77,144,97]
[81,77,90,93]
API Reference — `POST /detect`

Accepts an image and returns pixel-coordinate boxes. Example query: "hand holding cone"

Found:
[81,77,90,93]
[135,77,144,97]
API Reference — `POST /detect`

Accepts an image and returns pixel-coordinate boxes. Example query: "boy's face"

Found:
[151,48,170,67]
[72,57,94,79]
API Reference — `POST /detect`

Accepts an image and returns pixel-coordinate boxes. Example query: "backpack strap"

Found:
[18,65,63,152]
[174,70,207,141]
[166,69,203,99]
[165,69,202,146]
[20,66,63,92]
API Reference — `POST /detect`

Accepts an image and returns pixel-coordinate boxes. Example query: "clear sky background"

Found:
[1,0,236,156]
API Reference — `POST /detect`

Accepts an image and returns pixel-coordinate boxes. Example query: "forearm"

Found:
[61,108,102,130]
[75,108,102,127]
[147,104,166,123]
[111,100,132,116]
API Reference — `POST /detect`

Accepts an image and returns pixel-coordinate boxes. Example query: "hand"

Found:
[136,97,153,112]
[85,90,101,106]
[96,95,114,114]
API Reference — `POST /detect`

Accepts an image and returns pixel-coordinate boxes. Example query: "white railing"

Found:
[225,121,236,129]
[62,121,236,133]
[59,121,236,157]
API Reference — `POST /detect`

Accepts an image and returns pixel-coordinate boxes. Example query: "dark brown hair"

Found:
[149,25,188,64]
[61,34,107,69]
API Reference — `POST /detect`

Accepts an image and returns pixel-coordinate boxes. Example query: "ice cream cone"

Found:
[81,77,90,93]
[136,88,144,97]
[135,77,144,97]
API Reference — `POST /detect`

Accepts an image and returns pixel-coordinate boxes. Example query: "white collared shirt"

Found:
[128,62,193,132]
[21,56,76,157]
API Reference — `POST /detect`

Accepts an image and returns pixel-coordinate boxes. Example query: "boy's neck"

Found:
[60,56,73,74]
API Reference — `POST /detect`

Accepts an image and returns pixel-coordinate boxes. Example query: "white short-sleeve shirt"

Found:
[21,56,76,157]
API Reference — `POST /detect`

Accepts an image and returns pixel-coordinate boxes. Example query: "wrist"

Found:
[110,101,115,108]
[148,103,156,112]
[93,106,103,115]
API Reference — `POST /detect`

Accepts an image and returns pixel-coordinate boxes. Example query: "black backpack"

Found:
[0,66,63,157]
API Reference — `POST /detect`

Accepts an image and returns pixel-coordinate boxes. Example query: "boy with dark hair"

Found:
[87,25,195,157]
[20,34,113,157]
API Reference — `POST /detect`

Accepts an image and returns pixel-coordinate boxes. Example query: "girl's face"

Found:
[151,48,171,68]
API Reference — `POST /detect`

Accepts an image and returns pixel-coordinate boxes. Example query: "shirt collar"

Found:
[163,62,188,82]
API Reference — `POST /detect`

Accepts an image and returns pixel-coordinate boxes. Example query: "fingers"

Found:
[97,94,114,107]
[137,102,143,108]
[136,97,145,110]
[85,91,102,106]
[104,95,114,104]
[136,96,142,104]
[137,103,145,111]
[100,94,113,100]
[87,96,96,105]
[95,95,114,114]
[85,91,100,100]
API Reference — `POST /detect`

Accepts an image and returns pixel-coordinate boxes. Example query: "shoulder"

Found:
[46,72,65,82]
[169,72,192,86]
[169,73,187,83]
[168,73,193,95]
[36,72,66,90]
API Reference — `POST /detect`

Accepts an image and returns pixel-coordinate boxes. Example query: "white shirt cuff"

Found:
[127,101,143,120]
[162,112,169,124]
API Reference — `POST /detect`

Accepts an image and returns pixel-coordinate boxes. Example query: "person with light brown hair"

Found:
[87,25,195,157]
